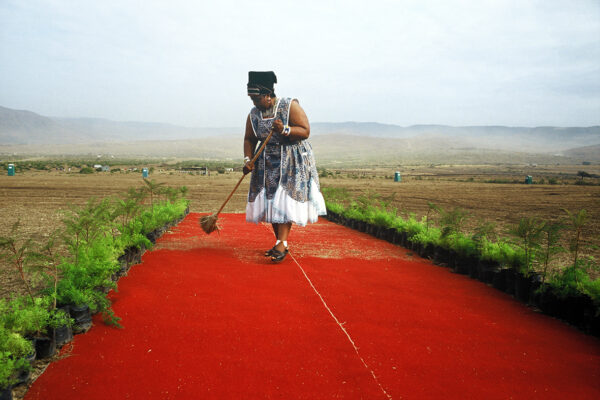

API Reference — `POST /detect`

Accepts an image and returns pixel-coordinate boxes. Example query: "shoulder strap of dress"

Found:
[285,97,296,126]
[276,97,293,125]
[249,107,259,136]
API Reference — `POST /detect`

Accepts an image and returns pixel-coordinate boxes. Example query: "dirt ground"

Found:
[1,165,599,301]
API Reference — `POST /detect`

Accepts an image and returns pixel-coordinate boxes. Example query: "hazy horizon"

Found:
[1,1,599,128]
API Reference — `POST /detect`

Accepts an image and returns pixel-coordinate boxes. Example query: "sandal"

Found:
[264,245,277,257]
[270,248,289,263]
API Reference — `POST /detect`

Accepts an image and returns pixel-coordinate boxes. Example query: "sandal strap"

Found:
[270,248,289,262]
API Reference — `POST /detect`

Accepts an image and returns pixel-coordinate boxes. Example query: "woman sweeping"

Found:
[243,71,327,263]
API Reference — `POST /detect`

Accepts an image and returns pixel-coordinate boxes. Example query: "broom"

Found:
[199,125,276,234]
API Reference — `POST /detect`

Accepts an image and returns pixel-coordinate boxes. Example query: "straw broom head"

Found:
[198,126,274,235]
[199,213,220,234]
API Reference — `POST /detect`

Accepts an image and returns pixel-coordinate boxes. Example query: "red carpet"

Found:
[26,213,600,399]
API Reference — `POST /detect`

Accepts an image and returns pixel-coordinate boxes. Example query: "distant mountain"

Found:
[0,106,68,144]
[1,106,599,157]
[562,144,600,161]
[311,122,600,152]
[0,106,236,145]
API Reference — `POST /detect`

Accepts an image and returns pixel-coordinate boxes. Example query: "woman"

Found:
[243,71,326,263]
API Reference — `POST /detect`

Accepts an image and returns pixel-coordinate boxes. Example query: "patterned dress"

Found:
[246,97,327,226]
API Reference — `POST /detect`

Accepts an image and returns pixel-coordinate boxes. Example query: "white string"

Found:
[287,250,393,399]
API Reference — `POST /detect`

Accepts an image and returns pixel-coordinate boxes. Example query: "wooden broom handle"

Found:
[214,126,276,216]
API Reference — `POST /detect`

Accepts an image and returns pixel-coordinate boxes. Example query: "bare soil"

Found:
[1,165,599,301]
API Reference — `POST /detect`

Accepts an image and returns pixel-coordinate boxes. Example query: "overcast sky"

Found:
[1,0,599,128]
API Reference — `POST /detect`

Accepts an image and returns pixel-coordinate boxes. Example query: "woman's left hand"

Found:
[273,119,284,133]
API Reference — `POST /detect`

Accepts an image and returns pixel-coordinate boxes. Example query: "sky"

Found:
[1,0,599,128]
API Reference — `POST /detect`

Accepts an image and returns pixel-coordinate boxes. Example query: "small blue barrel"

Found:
[7,164,15,176]
[142,168,149,178]
[525,175,533,184]
[394,171,401,182]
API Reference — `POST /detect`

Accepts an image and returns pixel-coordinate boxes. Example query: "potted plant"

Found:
[0,325,33,393]
[53,307,73,347]
[438,207,470,274]
[508,217,544,302]
[5,296,58,359]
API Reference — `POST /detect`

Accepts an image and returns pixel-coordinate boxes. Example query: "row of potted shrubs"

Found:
[322,189,600,338]
[0,181,190,399]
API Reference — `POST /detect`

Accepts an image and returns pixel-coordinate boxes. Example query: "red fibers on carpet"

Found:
[25,213,600,399]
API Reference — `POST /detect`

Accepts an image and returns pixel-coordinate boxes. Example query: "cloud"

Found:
[0,0,598,126]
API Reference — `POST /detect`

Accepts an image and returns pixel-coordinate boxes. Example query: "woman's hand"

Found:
[273,119,284,133]
[243,161,253,175]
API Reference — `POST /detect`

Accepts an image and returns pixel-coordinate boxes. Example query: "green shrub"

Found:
[582,278,600,315]
[1,296,52,337]
[548,261,591,299]
[412,227,441,247]
[325,201,345,215]
[79,167,94,174]
[0,348,29,389]
[508,217,544,275]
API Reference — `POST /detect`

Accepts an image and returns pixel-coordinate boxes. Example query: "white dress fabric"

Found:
[246,97,326,226]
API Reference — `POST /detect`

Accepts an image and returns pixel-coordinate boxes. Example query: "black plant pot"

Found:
[354,220,364,232]
[504,268,517,295]
[120,246,138,268]
[0,386,12,400]
[54,307,73,347]
[585,308,600,337]
[446,250,458,270]
[384,228,395,243]
[374,226,383,239]
[55,323,73,347]
[70,304,92,334]
[492,268,508,292]
[452,254,469,275]
[14,347,36,386]
[527,274,544,307]
[559,294,592,329]
[466,256,479,279]
[477,259,500,284]
[415,242,424,255]
[514,272,532,303]
[538,289,561,317]
[419,243,434,259]
[416,242,426,257]
[34,334,56,359]
[397,232,407,247]
[374,225,382,238]
[380,227,389,241]
[146,230,158,244]
[433,246,449,266]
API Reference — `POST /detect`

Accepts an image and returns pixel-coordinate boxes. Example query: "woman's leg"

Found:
[274,223,291,252]
[264,223,280,256]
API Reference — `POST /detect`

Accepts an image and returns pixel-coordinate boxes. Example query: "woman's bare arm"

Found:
[287,100,310,140]
[273,99,310,141]
[243,114,258,159]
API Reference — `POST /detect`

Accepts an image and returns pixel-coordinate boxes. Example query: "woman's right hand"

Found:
[243,162,253,175]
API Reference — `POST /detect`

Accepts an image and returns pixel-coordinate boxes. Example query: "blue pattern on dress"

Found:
[247,97,325,223]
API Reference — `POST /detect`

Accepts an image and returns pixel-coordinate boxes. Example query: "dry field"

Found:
[1,164,599,300]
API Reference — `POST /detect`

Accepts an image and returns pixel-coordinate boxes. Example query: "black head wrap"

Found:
[247,71,277,95]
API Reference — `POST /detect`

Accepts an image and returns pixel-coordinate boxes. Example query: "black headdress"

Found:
[247,71,277,95]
